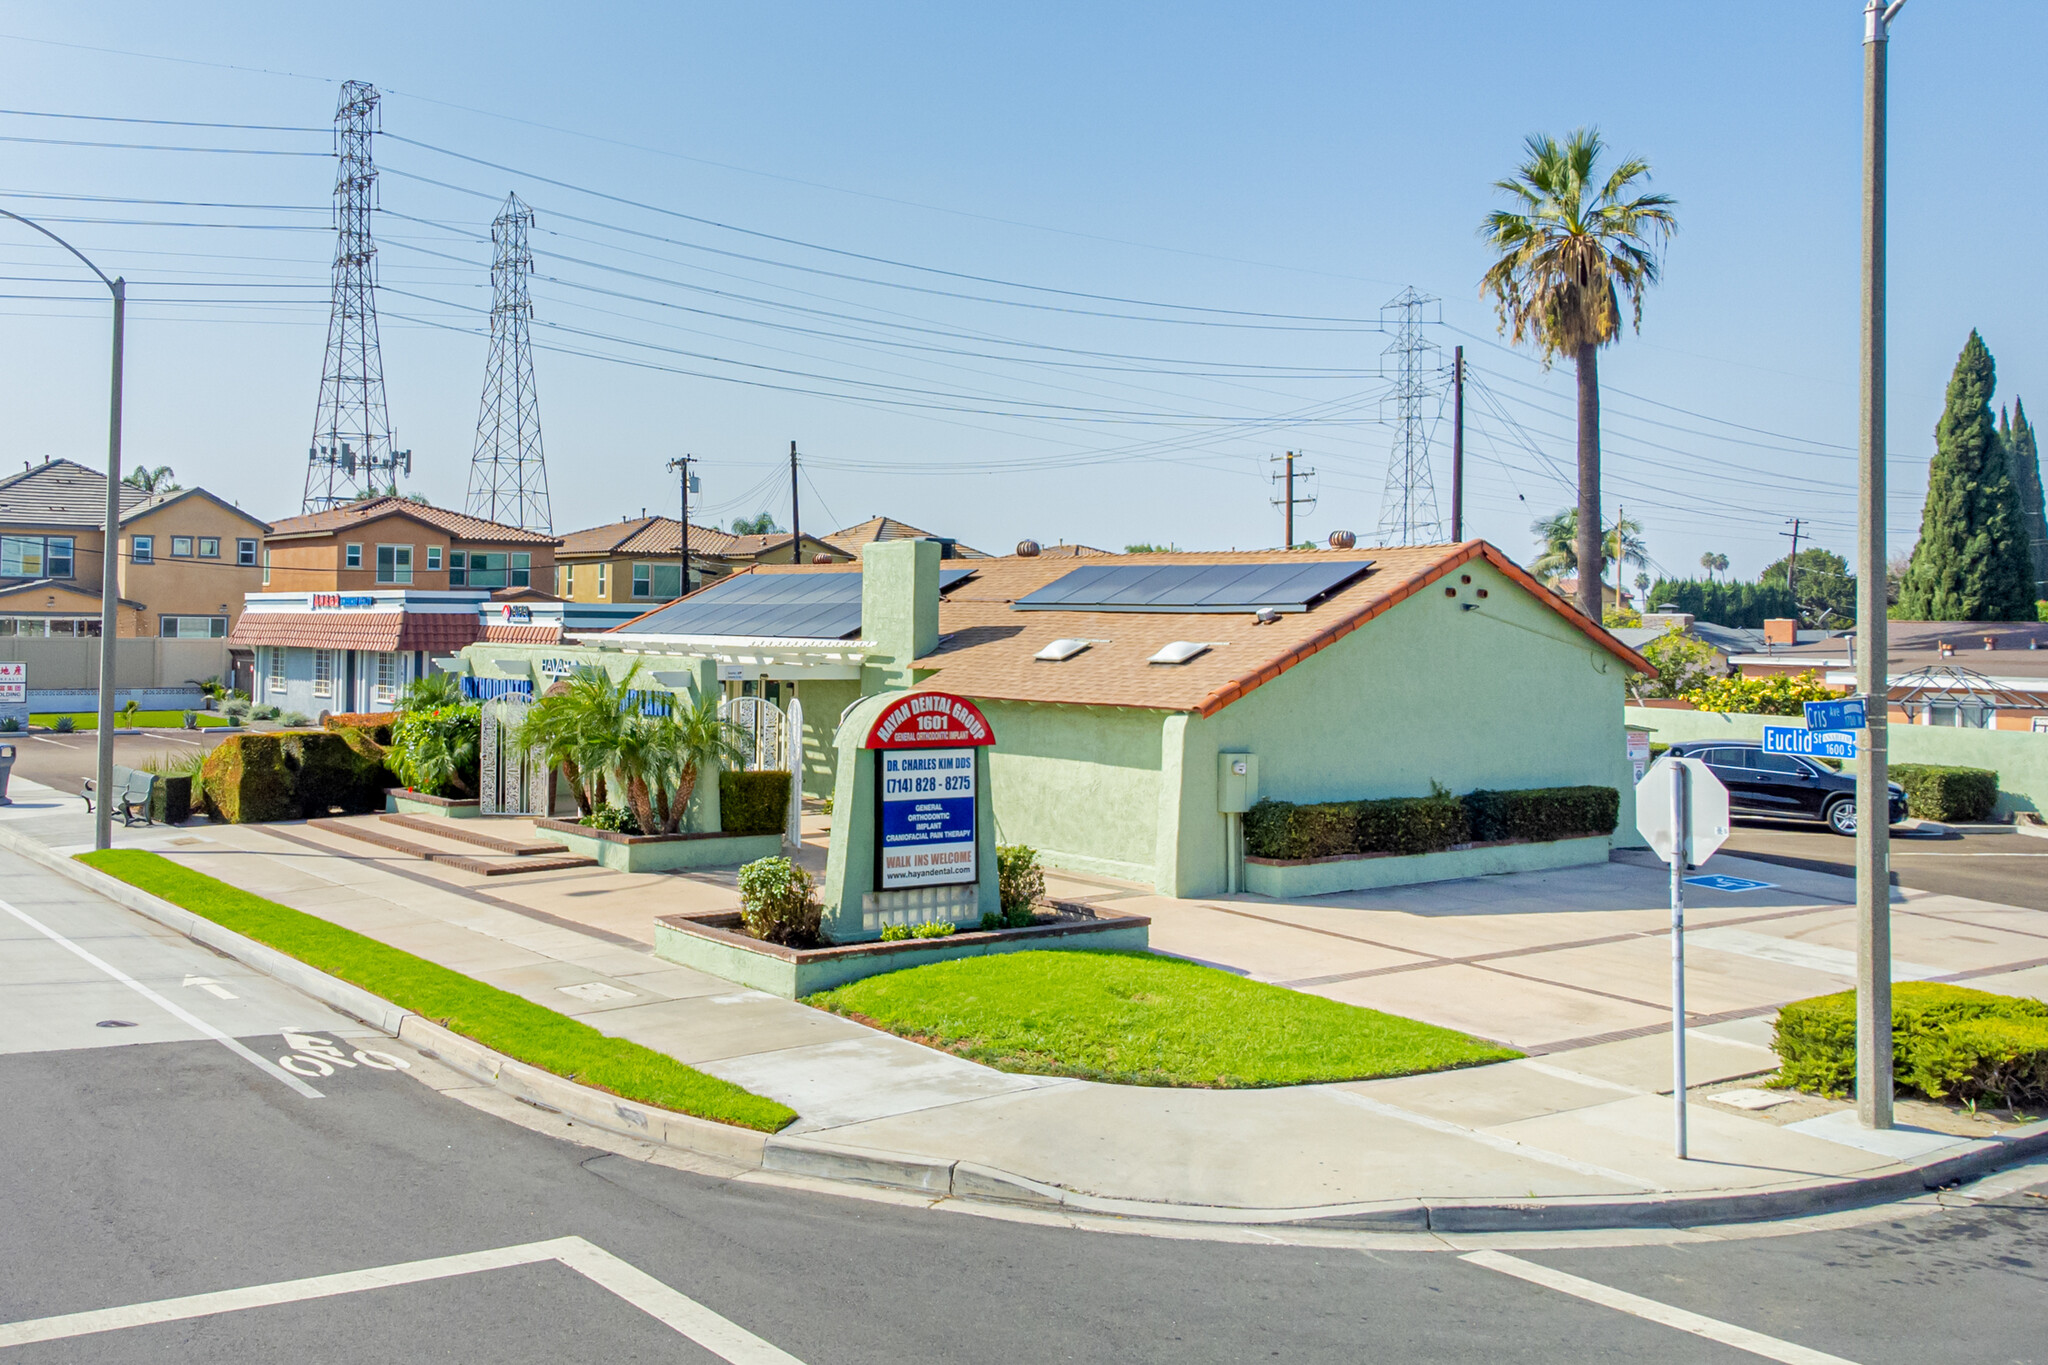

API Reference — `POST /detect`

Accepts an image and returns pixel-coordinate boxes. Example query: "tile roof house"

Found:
[463,536,1649,896]
[826,514,990,559]
[1724,617,2048,728]
[553,515,853,606]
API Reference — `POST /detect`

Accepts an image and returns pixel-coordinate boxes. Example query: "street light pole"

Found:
[1856,0,1904,1130]
[0,209,124,852]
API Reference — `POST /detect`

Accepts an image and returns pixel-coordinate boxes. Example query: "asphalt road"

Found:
[5,846,2048,1363]
[1724,818,2048,912]
[3,726,233,795]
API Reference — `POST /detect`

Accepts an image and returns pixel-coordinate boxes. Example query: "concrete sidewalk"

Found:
[11,778,2047,1228]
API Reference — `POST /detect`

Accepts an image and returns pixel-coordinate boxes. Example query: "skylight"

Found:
[1034,638,1096,662]
[1148,641,1214,665]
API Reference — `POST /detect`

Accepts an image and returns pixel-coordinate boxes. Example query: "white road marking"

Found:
[0,1235,806,1363]
[0,896,321,1099]
[1323,1090,1661,1192]
[183,975,237,1000]
[1462,1250,1860,1364]
[1686,926,1939,981]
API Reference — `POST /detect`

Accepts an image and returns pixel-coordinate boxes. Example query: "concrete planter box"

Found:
[534,818,782,873]
[654,911,1152,998]
[384,788,482,819]
[1245,834,1612,898]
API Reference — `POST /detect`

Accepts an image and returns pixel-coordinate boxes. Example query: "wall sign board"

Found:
[878,747,977,889]
[864,691,994,749]
[0,662,22,704]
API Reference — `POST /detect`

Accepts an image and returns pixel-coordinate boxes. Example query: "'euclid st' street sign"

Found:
[1762,725,1858,759]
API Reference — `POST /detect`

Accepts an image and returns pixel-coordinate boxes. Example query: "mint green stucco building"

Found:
[457,537,1651,899]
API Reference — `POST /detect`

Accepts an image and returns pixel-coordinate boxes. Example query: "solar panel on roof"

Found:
[616,567,976,639]
[1012,561,1373,614]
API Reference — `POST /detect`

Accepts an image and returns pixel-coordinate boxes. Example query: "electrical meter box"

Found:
[1217,752,1258,813]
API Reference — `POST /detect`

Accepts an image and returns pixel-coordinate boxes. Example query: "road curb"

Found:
[9,823,2047,1233]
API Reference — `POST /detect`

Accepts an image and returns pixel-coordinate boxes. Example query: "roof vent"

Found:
[812,552,834,564]
[1148,640,1214,666]
[1034,637,1095,662]
[1328,529,1357,549]
[1253,608,1280,625]
[1016,539,1042,557]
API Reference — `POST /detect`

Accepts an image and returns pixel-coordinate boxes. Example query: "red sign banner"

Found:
[865,691,995,749]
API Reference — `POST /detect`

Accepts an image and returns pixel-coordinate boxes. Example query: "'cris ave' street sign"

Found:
[1803,696,1867,731]
[1762,725,1859,759]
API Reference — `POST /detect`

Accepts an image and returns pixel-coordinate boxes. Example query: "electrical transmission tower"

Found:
[303,80,409,512]
[1375,286,1442,545]
[465,193,552,530]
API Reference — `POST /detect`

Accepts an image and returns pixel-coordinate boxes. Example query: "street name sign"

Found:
[1803,697,1867,731]
[1761,724,1858,759]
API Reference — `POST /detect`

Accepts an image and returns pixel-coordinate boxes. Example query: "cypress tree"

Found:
[2006,398,2048,600]
[1896,331,2036,620]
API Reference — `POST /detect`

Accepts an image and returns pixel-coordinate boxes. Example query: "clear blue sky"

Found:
[1,2,2041,583]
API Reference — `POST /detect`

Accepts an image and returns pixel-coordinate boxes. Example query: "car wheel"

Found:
[1825,799,1857,837]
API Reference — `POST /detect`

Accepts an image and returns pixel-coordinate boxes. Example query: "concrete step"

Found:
[379,812,567,856]
[308,818,596,876]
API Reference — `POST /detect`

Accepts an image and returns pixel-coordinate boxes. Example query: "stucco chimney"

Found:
[1763,617,1797,647]
[860,537,941,690]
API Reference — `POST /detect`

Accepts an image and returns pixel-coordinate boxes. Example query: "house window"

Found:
[261,549,271,585]
[344,543,362,569]
[1,534,74,579]
[373,653,399,706]
[171,536,194,558]
[0,617,98,637]
[267,647,286,693]
[427,546,442,572]
[159,615,228,639]
[512,552,530,588]
[596,563,607,597]
[312,649,334,699]
[238,538,258,566]
[448,551,467,586]
[631,562,683,600]
[375,544,413,584]
[131,535,153,565]
[198,537,220,558]
[462,552,530,589]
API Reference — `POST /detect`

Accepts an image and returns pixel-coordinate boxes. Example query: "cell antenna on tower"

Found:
[466,192,552,530]
[1375,286,1442,545]
[303,80,410,512]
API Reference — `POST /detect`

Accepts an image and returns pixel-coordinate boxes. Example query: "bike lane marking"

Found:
[0,895,322,1099]
[0,1235,806,1363]
[1462,1249,1859,1365]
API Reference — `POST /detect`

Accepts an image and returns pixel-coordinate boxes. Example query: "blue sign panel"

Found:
[1804,697,1867,731]
[1762,725,1858,759]
[1683,874,1777,894]
[878,748,977,889]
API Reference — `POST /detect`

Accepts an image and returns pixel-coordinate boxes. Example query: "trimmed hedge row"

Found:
[719,769,792,836]
[323,711,397,744]
[201,728,394,823]
[1244,785,1620,861]
[1775,981,2048,1107]
[1889,763,1999,823]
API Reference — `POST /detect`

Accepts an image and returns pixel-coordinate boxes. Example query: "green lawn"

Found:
[78,850,797,1132]
[806,950,1519,1087]
[32,710,236,730]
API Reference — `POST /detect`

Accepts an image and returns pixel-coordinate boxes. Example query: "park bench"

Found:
[81,765,156,827]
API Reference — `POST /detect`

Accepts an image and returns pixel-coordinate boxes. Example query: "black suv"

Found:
[1663,740,1909,836]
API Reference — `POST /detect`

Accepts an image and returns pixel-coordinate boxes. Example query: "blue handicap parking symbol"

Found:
[1682,874,1777,894]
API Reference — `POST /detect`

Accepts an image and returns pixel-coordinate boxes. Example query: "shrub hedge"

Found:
[719,769,791,835]
[201,734,298,823]
[323,711,397,744]
[290,728,392,817]
[1244,784,1619,861]
[1774,982,2048,1106]
[198,729,393,823]
[1888,763,1999,822]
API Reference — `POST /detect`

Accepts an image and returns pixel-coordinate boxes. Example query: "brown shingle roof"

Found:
[483,623,561,644]
[827,515,991,558]
[555,516,742,558]
[912,541,1652,715]
[265,497,557,545]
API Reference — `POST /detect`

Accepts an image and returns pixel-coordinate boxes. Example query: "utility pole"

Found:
[1782,517,1806,611]
[666,455,697,594]
[1451,345,1465,541]
[1856,0,1905,1131]
[789,440,801,559]
[1270,451,1315,548]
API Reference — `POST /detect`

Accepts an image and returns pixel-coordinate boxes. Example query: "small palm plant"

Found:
[397,671,464,713]
[517,664,634,814]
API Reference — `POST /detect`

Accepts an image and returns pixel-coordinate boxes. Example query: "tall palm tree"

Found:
[123,465,178,494]
[1480,128,1677,622]
[1699,551,1729,581]
[1529,508,1646,594]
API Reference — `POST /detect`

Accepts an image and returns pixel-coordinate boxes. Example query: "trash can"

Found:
[0,743,15,805]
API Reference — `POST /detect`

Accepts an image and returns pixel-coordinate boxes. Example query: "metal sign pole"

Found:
[1670,760,1689,1159]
